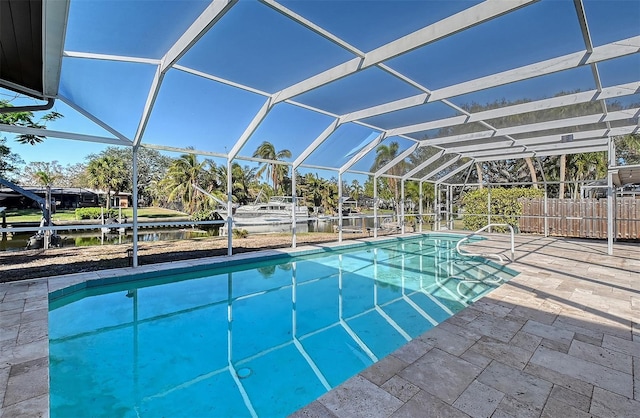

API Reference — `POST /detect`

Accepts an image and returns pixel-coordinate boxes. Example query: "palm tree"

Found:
[35,171,56,187]
[0,100,62,145]
[615,134,640,165]
[217,163,258,205]
[349,179,363,208]
[298,173,338,213]
[253,141,291,194]
[159,153,207,213]
[569,152,607,198]
[86,156,130,209]
[371,141,402,213]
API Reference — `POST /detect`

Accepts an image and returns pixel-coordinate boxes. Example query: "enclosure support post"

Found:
[227,158,233,257]
[607,170,614,255]
[338,172,343,242]
[487,186,492,233]
[132,146,139,267]
[291,167,297,248]
[44,186,51,250]
[419,181,423,233]
[1,210,6,241]
[448,185,453,230]
[607,136,615,255]
[435,183,440,230]
[544,185,549,237]
[373,176,378,238]
[400,180,405,234]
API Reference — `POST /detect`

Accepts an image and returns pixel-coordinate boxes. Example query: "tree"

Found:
[253,141,291,194]
[0,101,63,183]
[298,173,338,213]
[0,137,24,182]
[87,146,172,206]
[371,141,402,214]
[35,171,56,186]
[62,163,89,187]
[159,153,211,213]
[0,100,63,145]
[23,161,64,186]
[615,134,640,165]
[349,179,363,207]
[216,163,258,205]
[569,152,607,198]
[86,156,130,209]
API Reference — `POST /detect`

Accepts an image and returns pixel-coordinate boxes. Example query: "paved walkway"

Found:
[1,234,638,417]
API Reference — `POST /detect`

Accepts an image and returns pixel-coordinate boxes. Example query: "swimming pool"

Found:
[48,234,518,417]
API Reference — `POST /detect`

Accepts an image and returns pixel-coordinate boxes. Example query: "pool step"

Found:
[429,260,510,304]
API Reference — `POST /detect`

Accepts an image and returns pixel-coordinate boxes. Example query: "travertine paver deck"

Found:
[292,235,639,418]
[1,234,638,417]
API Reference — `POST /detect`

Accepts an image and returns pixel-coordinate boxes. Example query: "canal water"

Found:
[0,217,386,252]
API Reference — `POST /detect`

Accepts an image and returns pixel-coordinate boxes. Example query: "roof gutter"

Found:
[0,98,55,114]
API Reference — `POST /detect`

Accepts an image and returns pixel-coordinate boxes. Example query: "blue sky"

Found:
[2,0,639,178]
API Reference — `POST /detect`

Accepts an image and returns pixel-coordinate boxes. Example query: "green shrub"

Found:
[191,210,223,222]
[461,187,544,231]
[75,207,117,220]
[232,228,248,239]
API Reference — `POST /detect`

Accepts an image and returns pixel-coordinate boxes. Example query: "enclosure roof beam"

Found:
[463,147,528,158]
[442,138,514,153]
[260,0,364,57]
[374,143,419,177]
[142,144,227,159]
[298,163,338,172]
[423,107,640,147]
[473,143,609,162]
[342,36,639,124]
[387,82,640,137]
[63,51,161,65]
[174,65,271,97]
[464,136,609,159]
[431,36,639,101]
[228,98,274,160]
[132,0,238,147]
[432,160,474,183]
[515,126,639,146]
[58,96,130,142]
[339,132,387,174]
[272,0,536,104]
[0,124,129,146]
[447,125,639,154]
[535,144,609,157]
[43,0,69,97]
[293,119,343,168]
[529,138,608,151]
[475,152,535,162]
[402,149,446,180]
[420,156,461,182]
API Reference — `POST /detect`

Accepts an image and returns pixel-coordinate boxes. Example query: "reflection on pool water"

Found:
[48,234,518,417]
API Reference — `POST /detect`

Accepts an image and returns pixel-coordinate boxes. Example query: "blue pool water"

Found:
[48,234,518,417]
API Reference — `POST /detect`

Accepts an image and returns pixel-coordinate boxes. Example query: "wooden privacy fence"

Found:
[519,198,640,239]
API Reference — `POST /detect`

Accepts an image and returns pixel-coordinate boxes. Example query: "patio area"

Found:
[0,233,638,417]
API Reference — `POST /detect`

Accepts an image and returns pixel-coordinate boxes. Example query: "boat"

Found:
[100,217,125,234]
[232,196,309,226]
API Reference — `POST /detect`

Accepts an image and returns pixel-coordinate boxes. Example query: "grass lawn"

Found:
[3,207,187,222]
